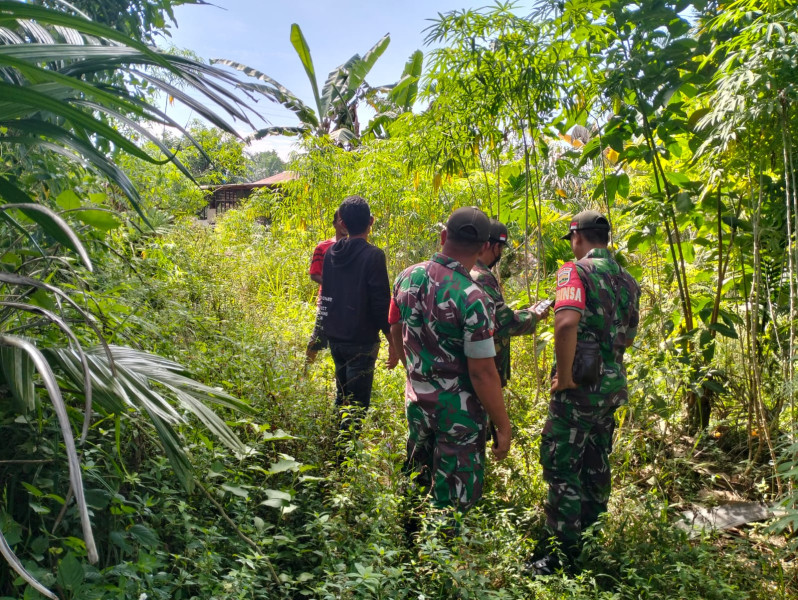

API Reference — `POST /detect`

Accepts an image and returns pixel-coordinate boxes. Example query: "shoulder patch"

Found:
[557,267,573,287]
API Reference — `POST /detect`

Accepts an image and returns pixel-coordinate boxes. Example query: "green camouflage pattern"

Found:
[394,252,495,510]
[553,247,641,407]
[404,391,488,510]
[541,246,640,549]
[539,401,616,547]
[470,260,538,387]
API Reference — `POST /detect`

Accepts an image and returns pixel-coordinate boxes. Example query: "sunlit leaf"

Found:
[72,208,121,232]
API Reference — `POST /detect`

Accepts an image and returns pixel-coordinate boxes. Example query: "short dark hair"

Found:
[338,195,371,235]
[580,228,609,245]
[446,237,485,255]
[332,210,340,225]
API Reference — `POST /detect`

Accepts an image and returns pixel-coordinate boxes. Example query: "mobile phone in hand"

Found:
[538,299,553,310]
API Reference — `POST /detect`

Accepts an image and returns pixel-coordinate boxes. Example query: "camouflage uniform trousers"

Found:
[539,399,617,548]
[404,390,487,511]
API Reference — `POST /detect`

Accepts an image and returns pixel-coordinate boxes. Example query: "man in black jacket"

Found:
[319,195,393,440]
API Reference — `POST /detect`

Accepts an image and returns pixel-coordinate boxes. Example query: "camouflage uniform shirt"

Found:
[393,252,496,510]
[395,253,496,398]
[553,247,641,406]
[470,260,537,387]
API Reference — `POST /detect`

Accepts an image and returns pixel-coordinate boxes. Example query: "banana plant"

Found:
[214,23,390,144]
[0,1,262,597]
[362,49,424,139]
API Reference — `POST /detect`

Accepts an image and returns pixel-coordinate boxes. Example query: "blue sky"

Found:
[160,1,533,158]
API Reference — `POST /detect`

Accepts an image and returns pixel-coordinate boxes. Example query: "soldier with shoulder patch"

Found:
[389,207,511,518]
[529,210,641,576]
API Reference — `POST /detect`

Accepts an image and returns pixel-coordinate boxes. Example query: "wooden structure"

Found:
[199,171,297,222]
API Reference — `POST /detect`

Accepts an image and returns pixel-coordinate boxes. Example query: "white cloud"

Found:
[243,135,302,161]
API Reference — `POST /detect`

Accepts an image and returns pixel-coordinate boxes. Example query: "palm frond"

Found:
[46,345,254,492]
[0,334,98,564]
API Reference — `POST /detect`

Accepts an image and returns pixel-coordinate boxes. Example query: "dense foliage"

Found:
[1,0,797,598]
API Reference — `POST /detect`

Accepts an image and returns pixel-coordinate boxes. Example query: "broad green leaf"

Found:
[346,33,390,95]
[266,456,301,474]
[109,531,132,553]
[390,50,422,110]
[680,241,694,263]
[28,503,50,515]
[626,232,644,252]
[72,209,121,232]
[21,483,43,498]
[699,329,715,363]
[617,173,630,198]
[702,380,727,394]
[0,513,22,546]
[265,489,292,502]
[128,524,158,548]
[708,322,738,339]
[221,484,249,498]
[675,192,694,213]
[290,23,321,117]
[664,171,691,189]
[56,553,83,592]
[261,429,296,442]
[55,190,81,210]
[261,498,288,509]
[26,289,56,312]
[688,107,711,131]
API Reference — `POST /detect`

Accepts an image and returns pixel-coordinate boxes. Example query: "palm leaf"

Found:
[0,203,92,271]
[0,532,58,600]
[290,23,322,117]
[346,33,391,95]
[330,127,357,143]
[0,82,154,161]
[2,131,146,222]
[0,1,174,72]
[0,301,93,443]
[319,54,361,119]
[250,126,306,139]
[46,345,253,492]
[0,344,35,412]
[0,334,98,564]
[212,58,319,128]
[0,272,117,368]
[391,50,423,110]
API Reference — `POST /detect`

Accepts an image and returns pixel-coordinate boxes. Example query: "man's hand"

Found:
[388,323,406,369]
[550,373,579,393]
[491,426,511,460]
[385,343,400,370]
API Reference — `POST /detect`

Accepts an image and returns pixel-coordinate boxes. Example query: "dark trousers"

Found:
[329,341,379,438]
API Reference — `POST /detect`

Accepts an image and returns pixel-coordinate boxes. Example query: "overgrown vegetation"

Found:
[1,0,797,598]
